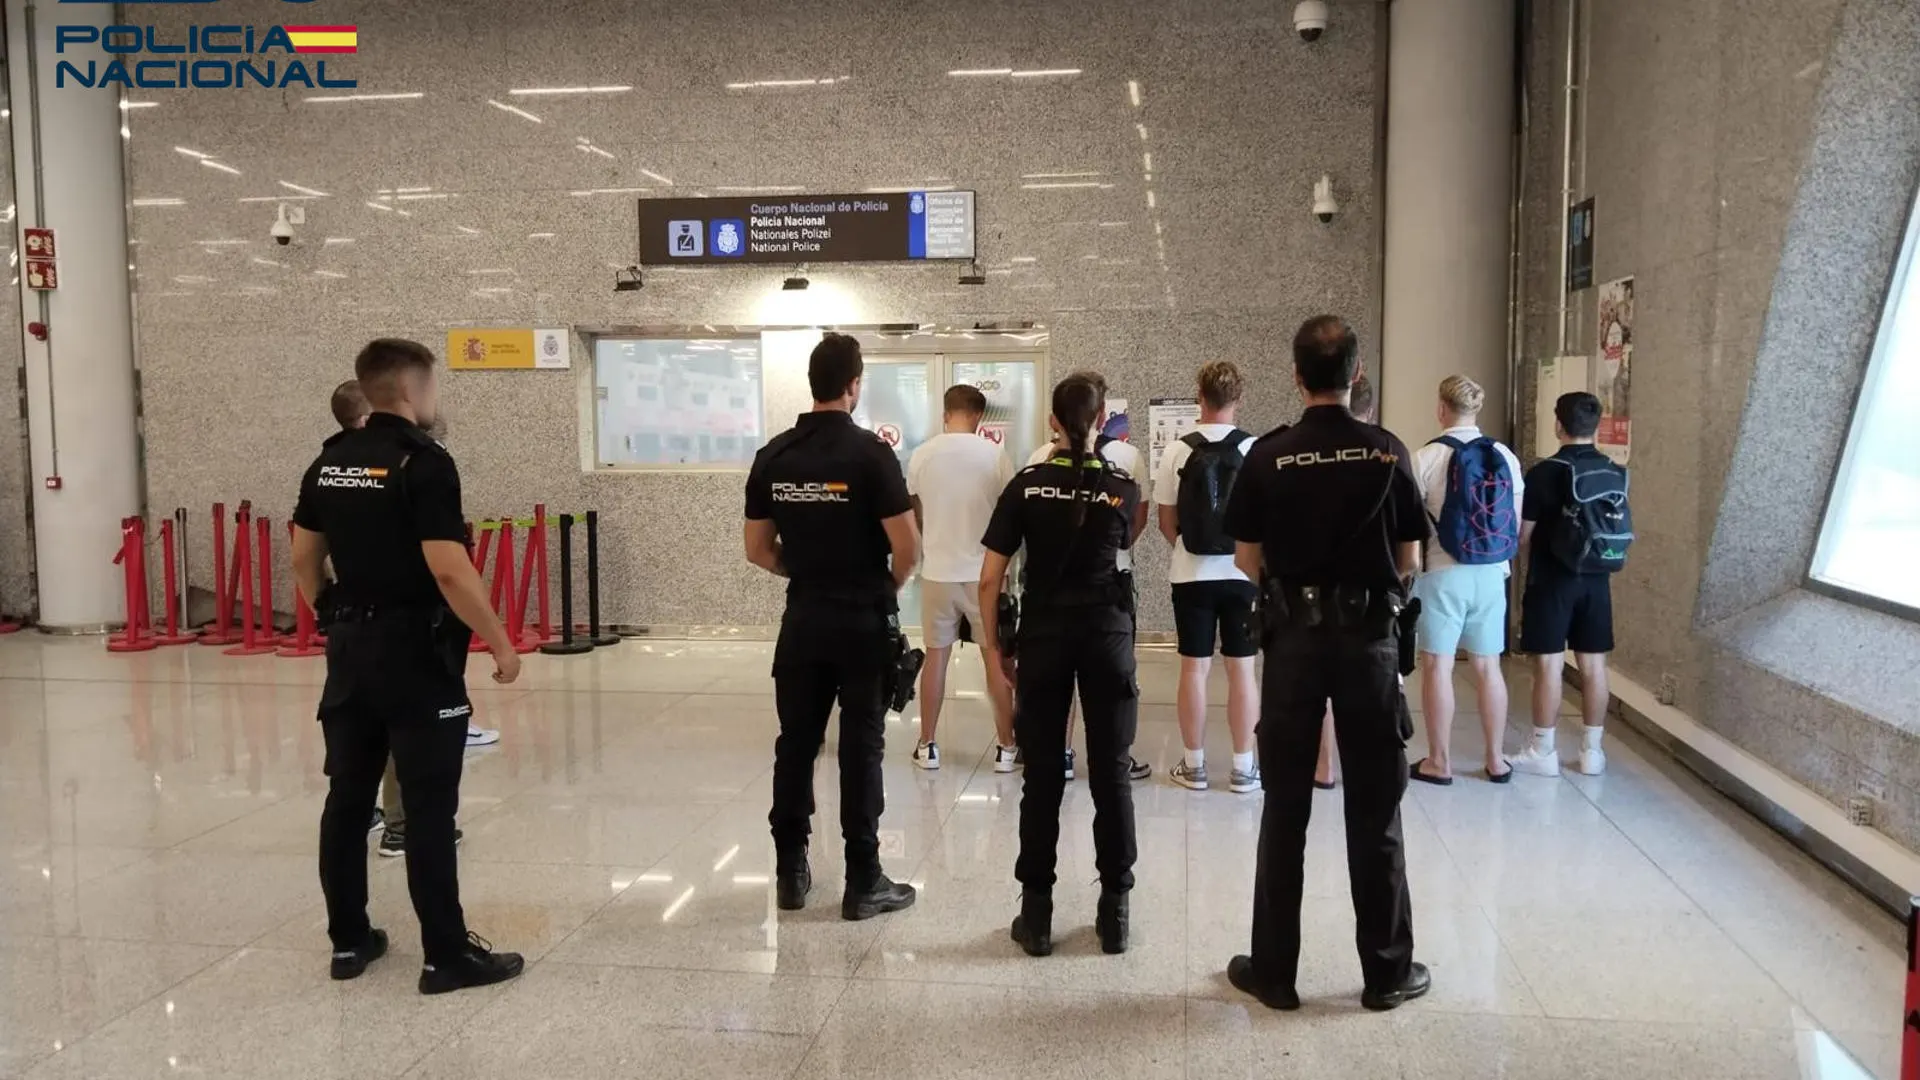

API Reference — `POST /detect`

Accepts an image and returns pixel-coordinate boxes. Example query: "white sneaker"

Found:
[1169,761,1209,791]
[992,744,1018,774]
[1577,746,1607,776]
[465,726,500,748]
[912,741,940,770]
[1506,743,1562,777]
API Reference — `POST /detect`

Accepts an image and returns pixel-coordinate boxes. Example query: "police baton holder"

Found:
[539,514,595,656]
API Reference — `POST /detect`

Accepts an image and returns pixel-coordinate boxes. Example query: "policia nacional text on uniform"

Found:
[743,333,922,921]
[1220,315,1434,1012]
[290,338,525,994]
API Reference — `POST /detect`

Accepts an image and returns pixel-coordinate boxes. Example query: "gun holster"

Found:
[888,631,925,715]
[1395,596,1422,678]
[995,593,1020,658]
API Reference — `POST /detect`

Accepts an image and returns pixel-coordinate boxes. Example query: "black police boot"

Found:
[418,932,525,996]
[1096,890,1129,955]
[1227,954,1301,1011]
[329,928,388,981]
[776,855,813,913]
[841,873,917,921]
[1361,961,1432,1012]
[1010,891,1053,957]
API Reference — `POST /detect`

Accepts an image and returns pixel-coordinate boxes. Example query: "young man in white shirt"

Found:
[1023,370,1152,782]
[1157,362,1260,793]
[907,385,1018,771]
[1408,375,1523,784]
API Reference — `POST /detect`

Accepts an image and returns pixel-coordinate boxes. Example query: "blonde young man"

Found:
[1158,362,1259,793]
[906,385,1017,771]
[1407,376,1523,785]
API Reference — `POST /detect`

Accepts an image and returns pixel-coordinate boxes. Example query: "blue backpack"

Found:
[1428,435,1520,565]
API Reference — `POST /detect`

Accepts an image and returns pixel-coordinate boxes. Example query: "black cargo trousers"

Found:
[1249,601,1415,993]
[769,596,896,890]
[1013,605,1139,893]
[316,611,472,965]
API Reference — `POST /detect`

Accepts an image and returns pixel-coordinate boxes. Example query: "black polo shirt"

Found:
[982,455,1139,602]
[745,410,910,604]
[1222,405,1429,594]
[292,412,467,608]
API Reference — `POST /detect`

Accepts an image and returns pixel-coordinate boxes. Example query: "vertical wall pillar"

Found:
[5,0,142,629]
[1381,0,1517,441]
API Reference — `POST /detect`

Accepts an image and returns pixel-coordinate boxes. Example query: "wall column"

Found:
[5,0,142,629]
[1380,0,1517,441]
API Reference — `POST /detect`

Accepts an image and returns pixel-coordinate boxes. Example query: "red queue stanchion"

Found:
[255,515,285,644]
[539,514,593,656]
[222,506,275,657]
[513,507,550,649]
[277,521,325,658]
[198,502,238,646]
[151,516,199,645]
[1903,897,1919,1080]
[107,517,157,652]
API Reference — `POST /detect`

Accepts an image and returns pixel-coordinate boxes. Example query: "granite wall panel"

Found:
[0,76,28,617]
[122,0,1383,630]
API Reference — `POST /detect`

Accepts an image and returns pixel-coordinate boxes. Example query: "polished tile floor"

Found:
[0,636,1902,1079]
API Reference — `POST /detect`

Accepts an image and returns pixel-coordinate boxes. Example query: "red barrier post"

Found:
[223,508,274,656]
[256,516,281,644]
[497,520,535,655]
[152,518,198,645]
[277,519,326,659]
[533,504,552,642]
[107,518,157,653]
[471,519,506,653]
[1903,897,1919,1080]
[199,502,235,645]
[513,515,543,652]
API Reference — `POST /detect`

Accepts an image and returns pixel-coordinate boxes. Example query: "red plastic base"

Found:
[151,633,201,646]
[0,622,22,634]
[275,644,326,658]
[107,637,159,653]
[197,631,238,646]
[222,642,278,657]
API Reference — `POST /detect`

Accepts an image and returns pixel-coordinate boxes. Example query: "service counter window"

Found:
[1812,185,1920,614]
[592,337,765,468]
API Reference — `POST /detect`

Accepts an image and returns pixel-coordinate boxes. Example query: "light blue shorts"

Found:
[1414,564,1509,657]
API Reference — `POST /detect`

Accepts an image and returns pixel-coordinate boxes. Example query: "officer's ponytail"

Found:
[1051,376,1104,531]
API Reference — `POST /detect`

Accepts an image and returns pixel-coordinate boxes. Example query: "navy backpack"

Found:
[1428,435,1520,565]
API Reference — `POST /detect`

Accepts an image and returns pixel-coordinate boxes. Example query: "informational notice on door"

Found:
[1147,397,1201,476]
[638,191,975,265]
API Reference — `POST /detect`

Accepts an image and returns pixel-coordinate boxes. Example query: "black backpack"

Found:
[1547,454,1634,574]
[1175,428,1251,556]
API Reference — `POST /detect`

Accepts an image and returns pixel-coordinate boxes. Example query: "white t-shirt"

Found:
[907,432,1015,583]
[1152,423,1256,584]
[1411,425,1525,575]
[1026,437,1145,573]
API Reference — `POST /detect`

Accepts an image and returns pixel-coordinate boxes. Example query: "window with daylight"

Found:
[592,337,765,468]
[1811,184,1920,613]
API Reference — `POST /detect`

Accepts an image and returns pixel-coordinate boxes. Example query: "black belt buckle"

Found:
[1335,585,1370,630]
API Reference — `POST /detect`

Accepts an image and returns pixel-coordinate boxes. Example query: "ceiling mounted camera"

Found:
[1293,1,1329,42]
[1312,174,1339,223]
[270,203,296,245]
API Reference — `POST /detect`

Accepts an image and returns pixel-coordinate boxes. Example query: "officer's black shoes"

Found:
[1096,891,1130,955]
[776,864,813,912]
[418,932,525,995]
[1227,955,1301,1011]
[841,874,917,921]
[329,928,388,981]
[1361,961,1432,1012]
[1010,892,1053,957]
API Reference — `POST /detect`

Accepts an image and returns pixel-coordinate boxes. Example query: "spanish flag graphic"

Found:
[283,25,358,54]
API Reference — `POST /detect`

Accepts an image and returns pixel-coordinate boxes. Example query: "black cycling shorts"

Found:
[1171,579,1259,659]
[1519,570,1614,655]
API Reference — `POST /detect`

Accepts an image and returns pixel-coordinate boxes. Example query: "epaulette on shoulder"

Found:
[1251,423,1293,446]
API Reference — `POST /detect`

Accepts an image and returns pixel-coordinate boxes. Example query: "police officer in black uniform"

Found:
[979,375,1141,958]
[744,333,921,921]
[1220,315,1433,1011]
[290,338,524,994]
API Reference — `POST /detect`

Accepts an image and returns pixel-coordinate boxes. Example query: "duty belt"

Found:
[1024,580,1132,612]
[1261,580,1400,632]
[324,601,450,624]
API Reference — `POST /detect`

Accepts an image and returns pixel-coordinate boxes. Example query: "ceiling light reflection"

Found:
[661,886,696,922]
[712,844,741,873]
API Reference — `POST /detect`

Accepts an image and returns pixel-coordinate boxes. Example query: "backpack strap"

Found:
[1428,435,1467,451]
[1180,430,1209,450]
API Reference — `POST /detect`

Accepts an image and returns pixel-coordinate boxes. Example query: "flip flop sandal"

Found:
[1408,759,1454,786]
[1487,762,1514,784]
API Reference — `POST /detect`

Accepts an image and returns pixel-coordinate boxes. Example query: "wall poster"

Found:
[1595,276,1634,463]
[1535,355,1592,460]
[1147,397,1201,476]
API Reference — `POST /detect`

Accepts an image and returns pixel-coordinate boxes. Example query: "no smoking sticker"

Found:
[876,423,902,448]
